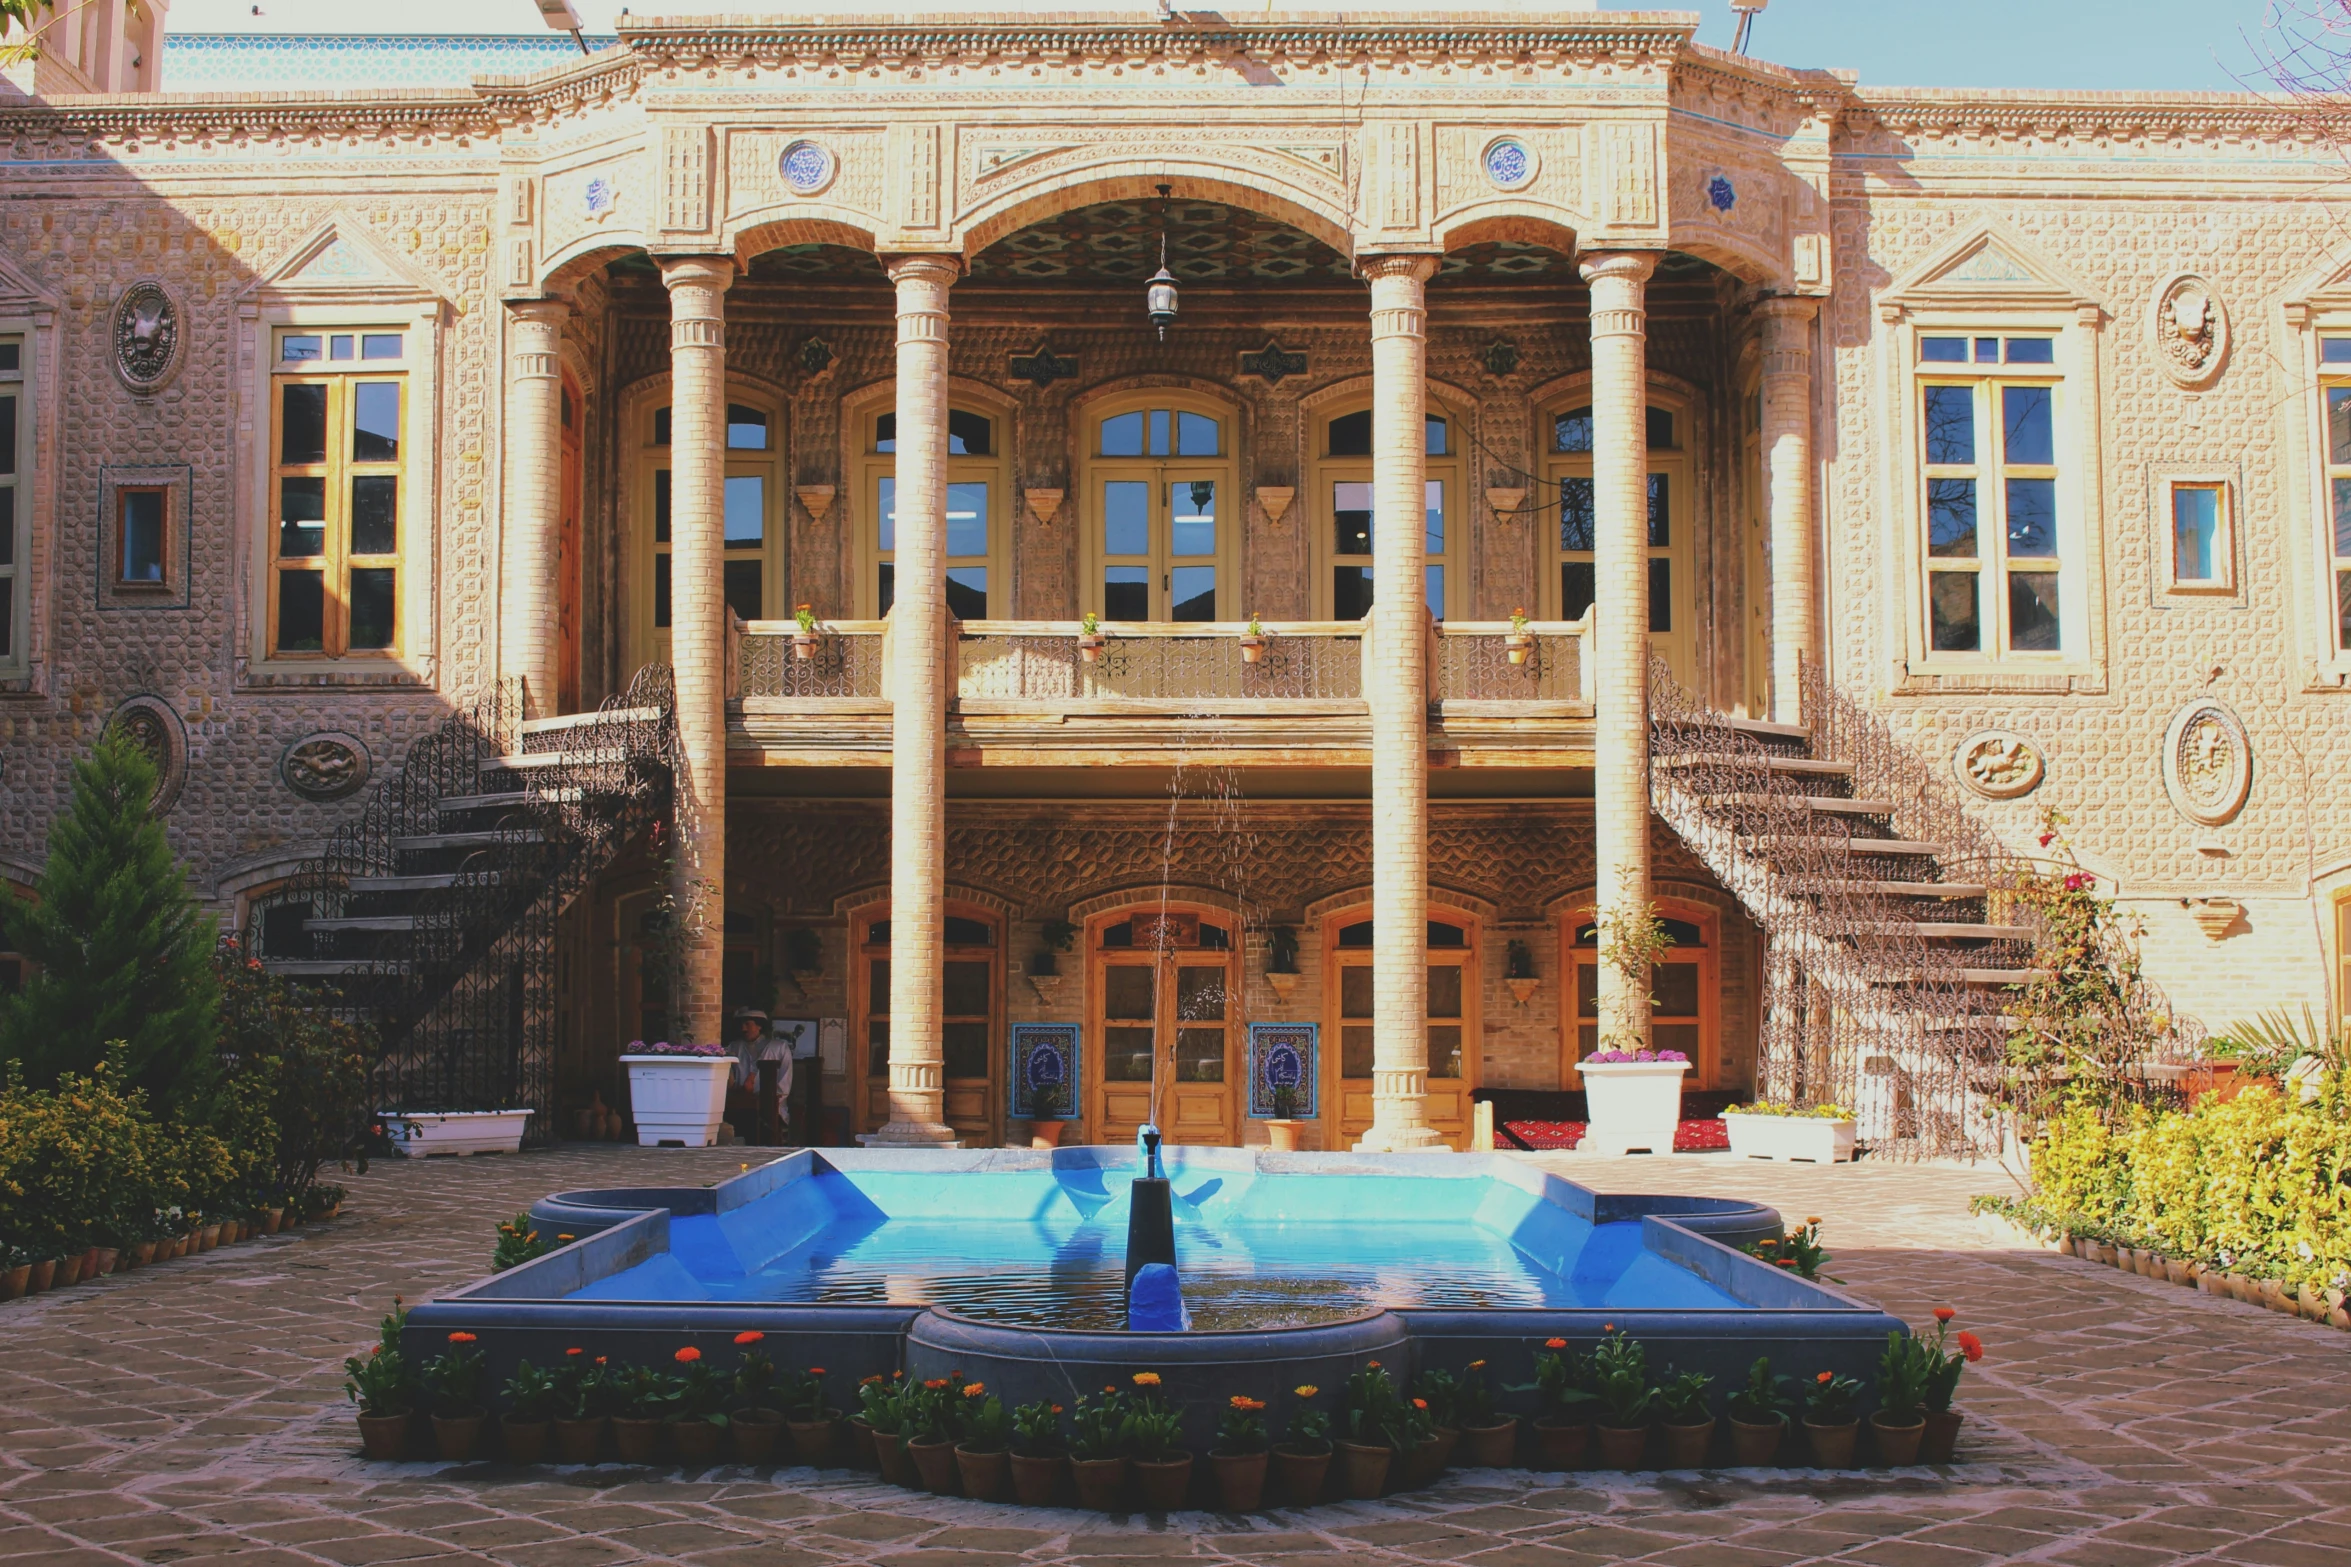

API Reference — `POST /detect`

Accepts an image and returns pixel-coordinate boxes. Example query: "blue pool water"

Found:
[569,1161,1745,1329]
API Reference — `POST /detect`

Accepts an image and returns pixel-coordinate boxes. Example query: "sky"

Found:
[168,0,2295,96]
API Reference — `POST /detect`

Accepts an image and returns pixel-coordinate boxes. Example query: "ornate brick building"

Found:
[3,2,2346,1154]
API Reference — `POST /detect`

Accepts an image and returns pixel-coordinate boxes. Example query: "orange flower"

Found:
[1466,1360,1486,1371]
[1602,1323,1614,1333]
[594,1356,608,1366]
[1957,1332,1984,1362]
[1816,1371,1834,1384]
[1229,1395,1265,1412]
[808,1367,826,1377]
[564,1347,583,1358]
[924,1378,951,1390]
[675,1346,702,1364]
[1543,1337,1567,1349]
[1366,1360,1381,1370]
[1776,1258,1796,1269]
[734,1331,765,1345]
[1294,1385,1318,1399]
[447,1332,477,1344]
[860,1374,883,1386]
[1411,1398,1428,1411]
[1806,1216,1822,1227]
[1132,1372,1162,1387]
[963,1383,986,1399]
[557,1234,575,1242]
[1932,1307,1956,1323]
[1050,1404,1064,1415]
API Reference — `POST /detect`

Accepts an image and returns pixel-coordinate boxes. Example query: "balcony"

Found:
[729,618,1591,769]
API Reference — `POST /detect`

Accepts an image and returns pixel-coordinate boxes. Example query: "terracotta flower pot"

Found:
[1458,1418,1517,1468]
[871,1428,917,1488]
[262,1208,283,1236]
[1132,1454,1192,1510]
[1397,1435,1446,1491]
[1596,1424,1649,1471]
[1531,1419,1588,1470]
[1266,1120,1302,1152]
[1919,1407,1963,1463]
[783,1408,835,1466]
[955,1445,1011,1502]
[1210,1449,1268,1511]
[732,1409,784,1464]
[54,1252,83,1288]
[80,1246,100,1276]
[1,1263,28,1299]
[1804,1419,1858,1468]
[132,1241,156,1267]
[553,1416,605,1463]
[501,1417,549,1464]
[845,1414,878,1470]
[199,1223,220,1251]
[1071,1454,1128,1510]
[26,1258,54,1293]
[357,1411,411,1461]
[1270,1445,1330,1506]
[1336,1439,1391,1500]
[432,1410,487,1462]
[1030,1119,1066,1149]
[91,1247,118,1276]
[1661,1418,1714,1468]
[1869,1411,1924,1466]
[671,1418,723,1465]
[907,1434,961,1494]
[1239,636,1266,664]
[612,1416,667,1465]
[1729,1416,1783,1465]
[1010,1450,1067,1506]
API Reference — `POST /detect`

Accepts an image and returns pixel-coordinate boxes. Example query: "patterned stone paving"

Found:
[4,1146,2349,1567]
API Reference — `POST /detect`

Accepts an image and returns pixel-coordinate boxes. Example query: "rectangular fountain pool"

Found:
[565,1157,1747,1329]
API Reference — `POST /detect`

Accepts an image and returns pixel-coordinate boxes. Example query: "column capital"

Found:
[1577,250,1658,288]
[657,254,737,297]
[1759,294,1818,381]
[505,295,572,327]
[883,253,965,288]
[1756,292,1821,327]
[1355,251,1442,285]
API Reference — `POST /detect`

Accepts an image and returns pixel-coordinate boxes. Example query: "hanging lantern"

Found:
[1145,184,1178,339]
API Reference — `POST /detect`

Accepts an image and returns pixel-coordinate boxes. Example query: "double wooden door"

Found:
[1089,910,1239,1147]
[1325,912,1479,1149]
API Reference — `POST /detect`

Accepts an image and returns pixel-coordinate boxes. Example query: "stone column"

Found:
[1357,254,1445,1153]
[874,255,962,1146]
[1760,295,1820,722]
[1582,251,1658,1052]
[500,297,567,719]
[658,256,734,1048]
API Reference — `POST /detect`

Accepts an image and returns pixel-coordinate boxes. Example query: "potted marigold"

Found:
[1725,1355,1794,1465]
[551,1348,609,1464]
[778,1357,838,1467]
[1009,1398,1069,1505]
[344,1344,414,1461]
[1523,1335,1595,1468]
[1506,606,1535,664]
[1917,1307,1984,1462]
[1210,1394,1270,1510]
[670,1346,730,1464]
[1271,1383,1332,1505]
[859,1373,917,1487]
[1402,1368,1459,1487]
[953,1381,1012,1501]
[1077,611,1106,662]
[1870,1326,1932,1466]
[1590,1329,1656,1471]
[732,1334,786,1464]
[791,603,820,661]
[1067,1387,1133,1509]
[610,1363,680,1464]
[423,1331,489,1461]
[1126,1371,1192,1510]
[1801,1369,1861,1468]
[500,1360,558,1463]
[903,1375,960,1493]
[1337,1361,1404,1498]
[1239,612,1268,664]
[1453,1358,1517,1467]
[1656,1368,1715,1468]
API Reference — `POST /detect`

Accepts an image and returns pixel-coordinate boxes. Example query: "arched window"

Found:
[1084,903,1240,1148]
[1562,898,1718,1090]
[1311,401,1461,620]
[1077,392,1239,622]
[1542,395,1694,678]
[1321,905,1479,1149]
[631,388,786,666]
[850,903,1003,1144]
[852,402,1007,619]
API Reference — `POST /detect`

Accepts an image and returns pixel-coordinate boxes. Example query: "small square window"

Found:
[329,334,354,361]
[118,488,167,585]
[2005,337,2056,365]
[1921,337,1968,363]
[1974,337,2001,363]
[280,335,323,363]
[0,343,20,372]
[2323,338,2351,366]
[361,333,404,360]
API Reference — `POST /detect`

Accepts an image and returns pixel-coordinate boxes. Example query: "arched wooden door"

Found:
[1086,906,1239,1148]
[1322,908,1480,1149]
[850,904,1004,1144]
[1561,899,1720,1090]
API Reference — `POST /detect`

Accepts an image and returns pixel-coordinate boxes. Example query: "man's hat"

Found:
[732,1005,770,1022]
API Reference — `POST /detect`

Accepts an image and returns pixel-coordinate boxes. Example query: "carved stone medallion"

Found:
[112,280,184,393]
[109,695,186,813]
[1953,729,2044,800]
[2162,699,2250,827]
[2150,272,2228,390]
[281,732,372,802]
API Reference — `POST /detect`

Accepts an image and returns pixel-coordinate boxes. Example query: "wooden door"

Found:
[1561,902,1718,1090]
[852,907,1003,1143]
[1324,911,1479,1150]
[557,377,582,714]
[1087,909,1238,1147]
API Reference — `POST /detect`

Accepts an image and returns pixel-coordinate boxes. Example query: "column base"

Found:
[860,1122,962,1148]
[1353,1122,1449,1153]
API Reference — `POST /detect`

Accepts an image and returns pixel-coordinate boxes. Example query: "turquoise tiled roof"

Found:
[161,33,622,91]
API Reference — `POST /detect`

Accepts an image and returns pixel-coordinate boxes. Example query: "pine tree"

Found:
[0,723,220,1106]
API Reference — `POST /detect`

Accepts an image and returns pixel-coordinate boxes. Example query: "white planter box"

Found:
[1724,1112,1857,1164]
[622,1055,733,1147]
[380,1109,532,1157]
[1577,1060,1691,1156]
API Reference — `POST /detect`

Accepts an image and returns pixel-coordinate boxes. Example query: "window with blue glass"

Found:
[1916,334,2064,657]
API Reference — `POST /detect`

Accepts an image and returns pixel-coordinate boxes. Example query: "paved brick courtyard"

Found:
[3,1146,2349,1567]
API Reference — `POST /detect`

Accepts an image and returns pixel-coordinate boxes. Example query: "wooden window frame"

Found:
[1308,400,1462,622]
[634,385,788,665]
[1538,393,1695,682]
[847,900,1005,1144]
[0,328,25,675]
[1075,390,1240,624]
[1915,336,2067,662]
[2321,342,2351,658]
[848,391,1009,621]
[115,483,171,589]
[1559,897,1720,1092]
[267,347,407,661]
[1319,904,1481,1150]
[2162,477,2236,595]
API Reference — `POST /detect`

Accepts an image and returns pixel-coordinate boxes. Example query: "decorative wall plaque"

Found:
[1706,174,1737,213]
[1009,1022,1079,1120]
[779,139,836,197]
[281,731,372,802]
[1240,342,1307,385]
[796,336,834,376]
[2150,272,2228,390]
[1480,338,1521,378]
[109,695,185,813]
[112,280,183,393]
[583,175,619,222]
[1247,1022,1319,1119]
[1953,729,2044,800]
[1008,343,1078,388]
[1481,137,1535,192]
[2162,699,2250,827]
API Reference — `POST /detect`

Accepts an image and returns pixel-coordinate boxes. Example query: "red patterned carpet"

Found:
[1499,1117,1733,1153]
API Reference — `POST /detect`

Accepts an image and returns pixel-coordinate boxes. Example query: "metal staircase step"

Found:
[435,789,581,812]
[1848,922,2035,942]
[1658,753,1853,778]
[1711,716,1811,743]
[393,830,546,851]
[1871,967,2041,986]
[520,706,663,734]
[1750,836,1941,855]
[261,959,413,977]
[348,872,494,892]
[481,750,626,774]
[303,915,418,933]
[1718,793,1895,815]
[1792,880,1989,899]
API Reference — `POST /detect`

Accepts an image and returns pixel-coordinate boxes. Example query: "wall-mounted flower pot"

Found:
[1506,976,1541,1006]
[1505,633,1534,665]
[790,632,820,662]
[1265,969,1300,1002]
[1238,635,1266,664]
